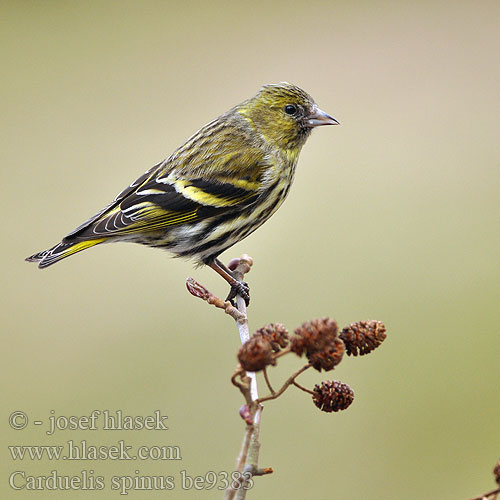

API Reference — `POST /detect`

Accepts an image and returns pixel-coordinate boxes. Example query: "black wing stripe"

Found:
[188,178,253,202]
[120,182,197,213]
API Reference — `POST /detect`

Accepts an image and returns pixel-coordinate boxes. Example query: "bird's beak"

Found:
[306,107,340,127]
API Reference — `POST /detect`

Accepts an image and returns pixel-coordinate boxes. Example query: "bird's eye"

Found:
[284,104,298,116]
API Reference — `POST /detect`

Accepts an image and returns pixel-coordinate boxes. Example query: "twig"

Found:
[292,379,315,395]
[231,367,246,390]
[236,406,264,500]
[231,368,253,407]
[257,365,311,404]
[186,277,246,323]
[272,346,291,360]
[224,255,264,500]
[229,255,258,402]
[263,367,275,395]
[468,487,500,500]
[187,255,270,500]
[233,425,253,476]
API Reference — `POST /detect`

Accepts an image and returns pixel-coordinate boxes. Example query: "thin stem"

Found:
[272,346,291,360]
[188,254,272,500]
[231,368,245,389]
[234,427,253,473]
[235,406,263,500]
[468,487,500,500]
[262,367,275,395]
[225,255,266,500]
[257,365,311,404]
[230,255,258,402]
[231,369,253,407]
[186,277,246,323]
[292,380,315,395]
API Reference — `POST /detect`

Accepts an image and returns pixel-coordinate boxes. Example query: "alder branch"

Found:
[226,255,269,500]
[187,254,270,500]
[228,255,258,402]
[188,256,389,499]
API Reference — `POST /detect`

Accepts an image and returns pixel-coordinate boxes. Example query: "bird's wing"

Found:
[63,162,161,240]
[64,122,274,242]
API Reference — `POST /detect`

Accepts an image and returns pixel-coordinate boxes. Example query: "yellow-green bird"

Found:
[26,83,338,304]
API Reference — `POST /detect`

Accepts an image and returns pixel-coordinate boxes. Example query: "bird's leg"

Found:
[207,258,250,306]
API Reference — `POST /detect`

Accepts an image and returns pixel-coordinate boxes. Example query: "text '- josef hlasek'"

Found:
[9,410,169,435]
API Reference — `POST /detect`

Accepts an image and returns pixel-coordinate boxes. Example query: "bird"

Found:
[26,82,338,305]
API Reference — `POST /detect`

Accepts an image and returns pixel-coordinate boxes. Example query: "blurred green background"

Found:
[2,1,499,498]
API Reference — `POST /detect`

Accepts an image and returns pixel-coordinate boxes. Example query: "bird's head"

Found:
[237,82,338,152]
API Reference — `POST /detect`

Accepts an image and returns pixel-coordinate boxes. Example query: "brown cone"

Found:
[339,320,386,356]
[238,335,275,372]
[312,380,354,413]
[290,318,343,371]
[255,323,289,352]
[308,338,345,371]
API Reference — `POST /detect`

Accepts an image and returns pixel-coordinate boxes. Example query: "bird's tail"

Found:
[25,238,106,269]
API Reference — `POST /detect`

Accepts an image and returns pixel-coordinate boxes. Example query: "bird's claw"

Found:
[226,280,250,307]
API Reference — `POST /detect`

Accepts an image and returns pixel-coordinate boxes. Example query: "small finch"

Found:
[26,83,338,304]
